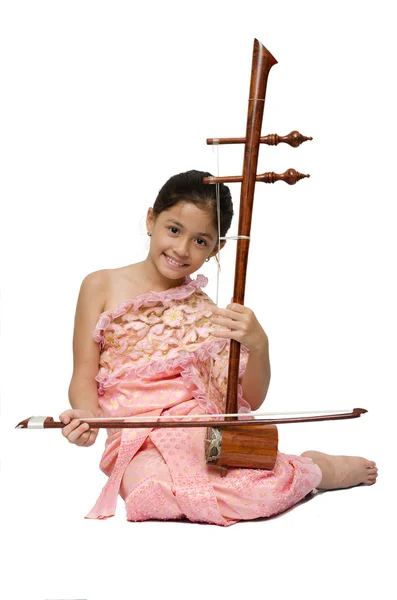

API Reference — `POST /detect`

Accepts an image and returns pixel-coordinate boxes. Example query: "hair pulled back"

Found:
[152,170,233,239]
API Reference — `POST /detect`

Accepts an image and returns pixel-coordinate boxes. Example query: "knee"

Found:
[301,451,315,459]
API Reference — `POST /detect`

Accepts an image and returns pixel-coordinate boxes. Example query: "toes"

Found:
[366,461,376,468]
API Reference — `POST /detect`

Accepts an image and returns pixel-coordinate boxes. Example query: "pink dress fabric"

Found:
[85,274,321,526]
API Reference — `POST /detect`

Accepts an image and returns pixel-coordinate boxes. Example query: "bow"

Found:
[16,408,367,429]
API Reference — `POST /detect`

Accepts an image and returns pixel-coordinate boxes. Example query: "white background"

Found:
[0,1,395,599]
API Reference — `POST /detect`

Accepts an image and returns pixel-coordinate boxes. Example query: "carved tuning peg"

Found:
[258,168,310,184]
[206,130,312,147]
[263,131,313,147]
[203,169,310,185]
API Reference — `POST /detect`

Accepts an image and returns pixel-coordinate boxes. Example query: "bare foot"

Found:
[301,450,378,491]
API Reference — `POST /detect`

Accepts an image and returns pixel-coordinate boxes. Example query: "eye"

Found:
[167,227,207,247]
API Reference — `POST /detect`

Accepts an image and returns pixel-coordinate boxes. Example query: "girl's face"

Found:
[146,201,225,280]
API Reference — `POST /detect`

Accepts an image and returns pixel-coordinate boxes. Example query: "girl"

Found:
[60,170,377,525]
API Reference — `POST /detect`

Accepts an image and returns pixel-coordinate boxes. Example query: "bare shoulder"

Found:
[103,262,147,311]
[81,268,109,291]
[70,266,143,382]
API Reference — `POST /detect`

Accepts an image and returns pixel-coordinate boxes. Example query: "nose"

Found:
[174,238,190,259]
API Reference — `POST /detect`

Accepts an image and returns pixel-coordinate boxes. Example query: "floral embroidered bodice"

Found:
[92,273,250,421]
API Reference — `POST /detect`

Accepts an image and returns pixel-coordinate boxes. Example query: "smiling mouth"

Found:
[163,253,188,267]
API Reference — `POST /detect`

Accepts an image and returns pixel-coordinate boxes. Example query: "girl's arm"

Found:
[68,378,100,417]
[210,302,271,412]
[60,271,107,446]
[67,269,107,417]
[241,336,271,411]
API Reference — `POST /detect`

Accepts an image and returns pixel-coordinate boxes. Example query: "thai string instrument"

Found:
[16,39,368,475]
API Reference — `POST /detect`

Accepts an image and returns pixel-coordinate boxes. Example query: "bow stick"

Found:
[16,408,367,429]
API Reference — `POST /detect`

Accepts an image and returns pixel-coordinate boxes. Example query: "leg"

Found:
[301,451,378,490]
[120,437,185,521]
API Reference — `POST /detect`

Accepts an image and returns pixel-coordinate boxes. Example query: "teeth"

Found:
[166,254,184,266]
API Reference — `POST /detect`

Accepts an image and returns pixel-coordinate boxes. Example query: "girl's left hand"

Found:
[210,302,268,353]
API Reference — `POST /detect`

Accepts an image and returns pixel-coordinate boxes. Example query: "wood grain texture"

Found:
[206,130,312,147]
[214,424,278,469]
[225,38,278,419]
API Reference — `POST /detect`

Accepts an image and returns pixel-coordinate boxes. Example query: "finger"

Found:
[59,411,73,425]
[226,303,249,314]
[83,428,99,446]
[211,308,245,322]
[67,422,90,444]
[69,424,90,445]
[77,430,92,446]
[211,315,241,329]
[61,418,83,438]
[60,411,84,425]
[211,329,242,342]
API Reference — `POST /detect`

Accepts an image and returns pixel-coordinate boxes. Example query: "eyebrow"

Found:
[165,219,215,241]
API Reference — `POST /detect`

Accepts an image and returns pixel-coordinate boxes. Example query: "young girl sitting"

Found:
[60,170,377,526]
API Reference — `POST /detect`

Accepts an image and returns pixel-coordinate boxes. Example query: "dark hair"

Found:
[152,170,233,239]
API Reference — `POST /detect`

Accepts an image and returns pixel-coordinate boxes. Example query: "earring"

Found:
[147,232,151,236]
[205,257,210,262]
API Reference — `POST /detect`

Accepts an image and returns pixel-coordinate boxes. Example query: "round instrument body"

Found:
[205,424,278,470]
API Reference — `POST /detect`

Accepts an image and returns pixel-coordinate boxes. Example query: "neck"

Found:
[139,256,188,291]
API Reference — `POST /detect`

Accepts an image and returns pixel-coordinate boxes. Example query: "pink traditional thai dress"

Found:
[86,274,321,525]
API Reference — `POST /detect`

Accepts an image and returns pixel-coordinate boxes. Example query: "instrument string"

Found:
[205,140,221,416]
[205,143,251,417]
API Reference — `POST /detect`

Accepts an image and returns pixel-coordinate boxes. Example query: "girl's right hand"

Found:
[59,409,99,447]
